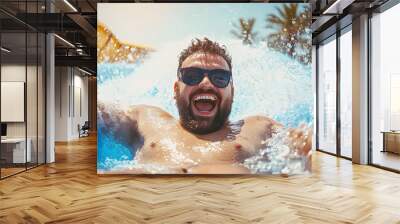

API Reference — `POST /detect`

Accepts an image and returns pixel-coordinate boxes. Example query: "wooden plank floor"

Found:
[1,167,26,178]
[1,135,400,224]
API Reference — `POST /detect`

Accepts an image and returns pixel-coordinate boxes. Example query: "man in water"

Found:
[99,38,311,174]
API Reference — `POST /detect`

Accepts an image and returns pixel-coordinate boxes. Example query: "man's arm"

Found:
[98,102,144,149]
[240,116,312,171]
[238,115,283,155]
[286,124,312,171]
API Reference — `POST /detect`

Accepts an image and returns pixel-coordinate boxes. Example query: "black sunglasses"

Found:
[178,67,232,88]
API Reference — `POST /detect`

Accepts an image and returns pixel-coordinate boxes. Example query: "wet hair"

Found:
[178,38,232,71]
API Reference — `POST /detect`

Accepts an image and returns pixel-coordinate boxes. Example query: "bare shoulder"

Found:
[98,102,173,124]
[125,105,176,132]
[238,115,283,140]
[231,115,283,155]
[130,105,174,120]
[242,115,282,130]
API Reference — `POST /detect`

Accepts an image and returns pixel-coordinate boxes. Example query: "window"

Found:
[317,36,337,154]
[0,1,46,179]
[339,28,352,158]
[370,3,400,171]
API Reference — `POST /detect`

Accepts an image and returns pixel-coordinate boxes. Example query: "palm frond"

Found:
[231,17,258,45]
[265,4,311,65]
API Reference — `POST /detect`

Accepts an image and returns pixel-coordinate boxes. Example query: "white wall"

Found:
[1,63,46,164]
[1,65,40,138]
[1,65,26,139]
[55,66,69,141]
[55,67,89,141]
[72,73,89,138]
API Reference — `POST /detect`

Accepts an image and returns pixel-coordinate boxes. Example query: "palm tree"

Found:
[266,4,311,64]
[297,6,312,64]
[231,18,258,45]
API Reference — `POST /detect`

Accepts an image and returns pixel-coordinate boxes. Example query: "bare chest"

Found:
[135,134,253,166]
[135,115,266,167]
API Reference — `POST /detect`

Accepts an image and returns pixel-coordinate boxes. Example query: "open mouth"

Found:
[191,94,218,117]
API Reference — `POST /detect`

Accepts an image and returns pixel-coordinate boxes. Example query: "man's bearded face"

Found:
[174,53,234,134]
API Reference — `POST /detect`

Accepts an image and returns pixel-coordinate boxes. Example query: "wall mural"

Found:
[97,3,313,174]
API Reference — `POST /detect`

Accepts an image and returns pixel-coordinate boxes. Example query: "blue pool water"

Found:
[97,40,313,173]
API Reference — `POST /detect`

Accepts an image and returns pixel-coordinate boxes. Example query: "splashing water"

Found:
[98,127,310,174]
[98,39,312,122]
[97,39,313,174]
[243,128,309,175]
